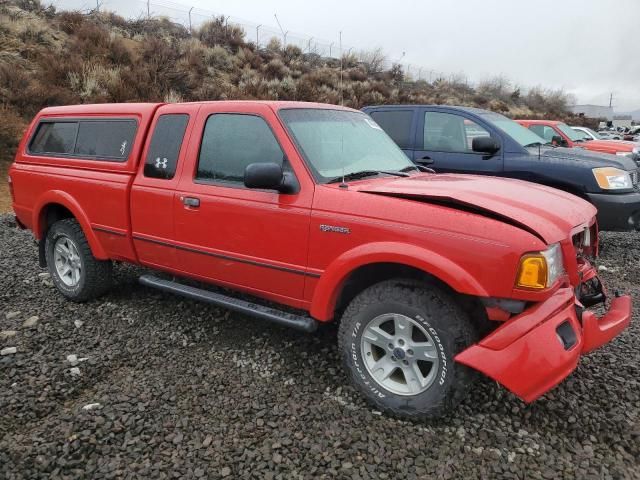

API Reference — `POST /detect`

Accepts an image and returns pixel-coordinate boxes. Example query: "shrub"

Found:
[57,10,84,34]
[198,17,244,50]
[264,58,289,79]
[0,106,27,155]
[0,0,574,170]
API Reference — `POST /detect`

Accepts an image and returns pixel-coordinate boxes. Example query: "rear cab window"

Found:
[368,110,414,149]
[143,114,190,180]
[28,119,137,161]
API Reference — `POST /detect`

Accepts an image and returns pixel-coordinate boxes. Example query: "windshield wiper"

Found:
[400,165,435,173]
[326,169,409,184]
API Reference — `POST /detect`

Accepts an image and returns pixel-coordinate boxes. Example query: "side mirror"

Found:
[244,162,298,194]
[472,136,500,156]
[551,135,567,147]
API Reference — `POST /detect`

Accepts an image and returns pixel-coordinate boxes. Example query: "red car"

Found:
[8,101,631,419]
[517,119,639,163]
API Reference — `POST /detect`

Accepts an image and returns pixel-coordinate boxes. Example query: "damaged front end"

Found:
[455,234,632,403]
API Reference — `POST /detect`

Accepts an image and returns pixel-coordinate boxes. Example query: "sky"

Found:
[55,0,640,112]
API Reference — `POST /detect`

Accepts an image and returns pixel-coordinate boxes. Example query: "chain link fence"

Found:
[44,0,457,83]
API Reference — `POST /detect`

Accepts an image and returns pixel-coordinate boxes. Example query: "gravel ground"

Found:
[0,213,638,479]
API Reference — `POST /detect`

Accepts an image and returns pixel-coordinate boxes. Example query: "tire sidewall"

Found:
[344,299,457,414]
[46,226,87,298]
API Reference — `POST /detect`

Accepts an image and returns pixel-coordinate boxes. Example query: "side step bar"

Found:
[139,275,319,333]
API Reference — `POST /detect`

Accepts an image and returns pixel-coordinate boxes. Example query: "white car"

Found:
[572,126,621,141]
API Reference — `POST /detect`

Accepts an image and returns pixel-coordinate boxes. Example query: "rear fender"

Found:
[309,241,489,321]
[33,191,108,260]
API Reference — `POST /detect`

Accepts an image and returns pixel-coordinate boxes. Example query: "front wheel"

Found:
[338,279,479,419]
[45,218,112,302]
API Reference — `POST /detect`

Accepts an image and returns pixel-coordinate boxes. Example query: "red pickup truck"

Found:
[517,119,639,163]
[8,101,631,419]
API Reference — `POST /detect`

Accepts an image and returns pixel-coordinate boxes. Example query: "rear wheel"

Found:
[45,219,112,302]
[338,279,478,419]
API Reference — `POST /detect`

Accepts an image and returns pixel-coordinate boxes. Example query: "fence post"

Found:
[256,24,261,47]
[188,7,193,33]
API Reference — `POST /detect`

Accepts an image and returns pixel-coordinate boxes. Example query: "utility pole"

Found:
[307,37,314,53]
[609,93,613,108]
[328,42,334,58]
[256,24,261,47]
[188,7,193,34]
[147,0,150,19]
[274,14,287,46]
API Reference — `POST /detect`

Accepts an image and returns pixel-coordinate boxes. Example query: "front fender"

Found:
[309,241,489,321]
[32,190,108,259]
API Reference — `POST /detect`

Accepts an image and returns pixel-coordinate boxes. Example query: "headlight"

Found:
[633,146,639,155]
[592,167,633,189]
[516,243,564,290]
[616,151,632,157]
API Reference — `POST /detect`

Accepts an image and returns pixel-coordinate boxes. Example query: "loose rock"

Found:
[23,316,39,328]
[0,214,637,479]
[0,330,17,340]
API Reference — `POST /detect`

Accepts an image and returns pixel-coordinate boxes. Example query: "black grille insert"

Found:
[556,321,577,350]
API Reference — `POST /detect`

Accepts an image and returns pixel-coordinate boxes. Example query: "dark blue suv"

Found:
[362,105,640,231]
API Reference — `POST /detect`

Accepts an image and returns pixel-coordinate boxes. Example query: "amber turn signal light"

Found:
[516,255,547,290]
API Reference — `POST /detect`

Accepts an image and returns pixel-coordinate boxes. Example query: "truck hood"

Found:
[583,139,636,151]
[356,174,596,243]
[536,145,638,170]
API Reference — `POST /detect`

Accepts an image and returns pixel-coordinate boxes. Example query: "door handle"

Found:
[181,196,200,208]
[417,156,434,165]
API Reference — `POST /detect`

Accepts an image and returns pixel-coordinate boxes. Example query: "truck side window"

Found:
[369,111,413,149]
[423,112,490,152]
[196,114,284,185]
[29,119,137,160]
[144,114,190,180]
[75,120,137,160]
[29,122,78,154]
[529,125,556,142]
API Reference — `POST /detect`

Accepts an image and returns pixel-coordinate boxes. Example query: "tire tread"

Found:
[338,279,478,419]
[46,218,112,302]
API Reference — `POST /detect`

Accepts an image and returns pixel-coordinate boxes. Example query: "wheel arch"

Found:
[309,242,489,321]
[33,191,108,260]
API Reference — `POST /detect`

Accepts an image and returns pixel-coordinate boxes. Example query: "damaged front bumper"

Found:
[455,278,631,403]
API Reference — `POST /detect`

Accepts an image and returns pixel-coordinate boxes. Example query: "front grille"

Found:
[631,169,639,188]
